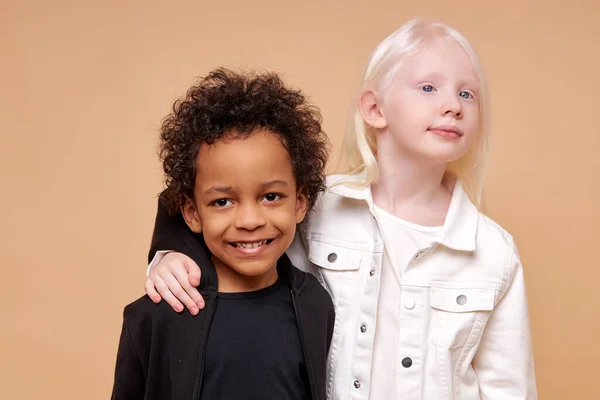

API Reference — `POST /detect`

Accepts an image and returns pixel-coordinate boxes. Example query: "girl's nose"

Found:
[443,94,463,118]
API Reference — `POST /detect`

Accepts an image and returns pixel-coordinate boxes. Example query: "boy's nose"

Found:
[234,203,266,231]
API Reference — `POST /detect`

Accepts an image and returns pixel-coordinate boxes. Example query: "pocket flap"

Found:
[430,286,496,313]
[307,240,363,271]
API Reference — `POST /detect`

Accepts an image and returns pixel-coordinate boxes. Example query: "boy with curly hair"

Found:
[111,68,334,400]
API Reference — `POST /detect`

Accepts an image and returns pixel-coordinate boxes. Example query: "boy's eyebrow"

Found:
[261,180,289,190]
[204,180,289,196]
[204,185,234,196]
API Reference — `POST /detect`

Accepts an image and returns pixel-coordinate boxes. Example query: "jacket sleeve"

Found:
[147,192,207,264]
[111,313,145,400]
[472,243,538,399]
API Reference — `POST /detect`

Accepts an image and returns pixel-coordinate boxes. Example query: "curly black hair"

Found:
[159,67,330,214]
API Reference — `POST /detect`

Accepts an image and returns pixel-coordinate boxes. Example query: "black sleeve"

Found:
[147,192,208,264]
[147,193,216,289]
[326,297,335,353]
[111,315,145,399]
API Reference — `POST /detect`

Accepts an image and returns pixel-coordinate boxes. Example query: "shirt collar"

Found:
[327,174,479,252]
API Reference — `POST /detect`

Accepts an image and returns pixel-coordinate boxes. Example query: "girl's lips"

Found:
[428,126,462,139]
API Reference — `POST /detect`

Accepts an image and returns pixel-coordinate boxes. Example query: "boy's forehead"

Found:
[195,130,296,191]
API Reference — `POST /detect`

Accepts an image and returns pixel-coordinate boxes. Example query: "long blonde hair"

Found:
[342,18,490,207]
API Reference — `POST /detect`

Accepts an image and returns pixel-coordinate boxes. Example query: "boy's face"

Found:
[182,130,307,287]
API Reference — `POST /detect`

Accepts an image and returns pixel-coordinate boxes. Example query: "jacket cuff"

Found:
[146,250,173,276]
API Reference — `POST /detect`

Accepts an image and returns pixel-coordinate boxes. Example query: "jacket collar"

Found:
[434,180,478,252]
[327,174,479,252]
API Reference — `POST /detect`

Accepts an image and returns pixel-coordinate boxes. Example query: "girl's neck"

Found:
[371,144,453,227]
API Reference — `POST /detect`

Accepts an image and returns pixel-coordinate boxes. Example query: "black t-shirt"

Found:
[199,279,310,400]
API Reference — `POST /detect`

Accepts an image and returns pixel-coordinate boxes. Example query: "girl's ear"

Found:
[358,89,387,130]
[294,188,308,224]
[180,195,202,233]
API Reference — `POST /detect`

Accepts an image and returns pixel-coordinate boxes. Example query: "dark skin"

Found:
[180,130,308,293]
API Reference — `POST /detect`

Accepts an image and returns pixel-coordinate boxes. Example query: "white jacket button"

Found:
[456,294,467,305]
[360,324,367,333]
[369,269,375,276]
[327,253,337,263]
[402,357,413,368]
[354,380,361,389]
[404,299,415,310]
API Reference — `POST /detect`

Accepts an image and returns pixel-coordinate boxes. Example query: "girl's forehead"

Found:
[401,39,477,80]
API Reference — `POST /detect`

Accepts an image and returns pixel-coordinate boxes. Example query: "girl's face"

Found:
[377,38,480,165]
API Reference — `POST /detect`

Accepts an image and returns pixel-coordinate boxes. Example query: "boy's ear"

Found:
[295,188,309,224]
[180,195,202,233]
[358,89,387,130]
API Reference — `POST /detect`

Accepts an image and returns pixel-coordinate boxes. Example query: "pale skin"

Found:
[145,38,481,314]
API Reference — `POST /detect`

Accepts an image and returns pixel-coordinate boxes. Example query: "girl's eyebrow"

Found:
[411,73,479,91]
[412,71,445,81]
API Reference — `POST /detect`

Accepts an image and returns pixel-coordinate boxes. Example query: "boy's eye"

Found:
[422,84,435,92]
[459,91,473,99]
[262,193,282,202]
[212,198,232,207]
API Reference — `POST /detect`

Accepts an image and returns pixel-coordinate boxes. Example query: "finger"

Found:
[184,258,205,309]
[186,260,201,286]
[154,275,184,313]
[144,278,162,303]
[172,265,204,312]
[161,271,198,315]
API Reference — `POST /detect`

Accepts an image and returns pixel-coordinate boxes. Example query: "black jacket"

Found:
[111,198,335,400]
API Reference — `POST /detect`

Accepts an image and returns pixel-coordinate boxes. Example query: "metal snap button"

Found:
[327,253,337,263]
[353,380,361,389]
[360,324,367,333]
[404,299,415,310]
[456,294,467,305]
[402,357,413,368]
[369,269,375,277]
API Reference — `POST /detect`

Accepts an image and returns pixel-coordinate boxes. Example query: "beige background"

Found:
[2,0,599,398]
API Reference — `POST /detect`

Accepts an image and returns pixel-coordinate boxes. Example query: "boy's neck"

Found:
[372,141,453,226]
[211,256,279,293]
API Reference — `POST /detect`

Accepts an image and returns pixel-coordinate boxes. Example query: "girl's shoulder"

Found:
[475,210,518,256]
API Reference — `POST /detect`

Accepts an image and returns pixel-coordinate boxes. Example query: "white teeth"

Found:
[235,240,268,249]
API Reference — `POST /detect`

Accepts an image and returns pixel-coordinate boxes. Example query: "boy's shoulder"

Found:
[122,293,209,329]
[288,263,333,310]
[122,294,170,327]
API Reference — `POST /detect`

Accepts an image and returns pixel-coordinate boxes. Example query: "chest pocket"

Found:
[306,239,364,309]
[430,283,497,349]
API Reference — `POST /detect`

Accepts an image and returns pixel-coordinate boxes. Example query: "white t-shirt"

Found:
[369,205,442,400]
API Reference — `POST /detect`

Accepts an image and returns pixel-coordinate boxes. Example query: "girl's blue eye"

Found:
[263,193,282,202]
[422,85,434,92]
[459,91,473,99]
[213,198,232,207]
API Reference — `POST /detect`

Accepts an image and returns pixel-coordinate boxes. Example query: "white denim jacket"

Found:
[285,174,537,400]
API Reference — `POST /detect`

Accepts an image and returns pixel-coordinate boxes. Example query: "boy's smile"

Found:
[181,129,307,292]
